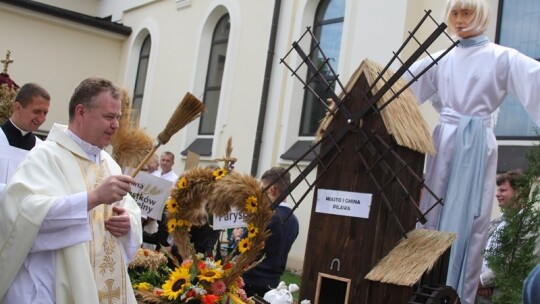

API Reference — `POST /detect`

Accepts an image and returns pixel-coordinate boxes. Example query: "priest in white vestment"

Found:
[407,1,540,303]
[0,77,142,304]
[0,83,50,194]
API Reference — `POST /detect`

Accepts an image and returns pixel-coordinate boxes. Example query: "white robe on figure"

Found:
[0,128,42,194]
[0,124,142,304]
[407,35,540,304]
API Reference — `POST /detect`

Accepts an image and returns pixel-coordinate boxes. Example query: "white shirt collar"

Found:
[9,119,30,136]
[65,129,102,163]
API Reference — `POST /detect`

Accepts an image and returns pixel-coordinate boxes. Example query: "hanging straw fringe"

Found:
[131,92,205,177]
[365,229,456,286]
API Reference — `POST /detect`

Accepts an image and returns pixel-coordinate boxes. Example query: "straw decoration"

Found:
[131,92,205,177]
[214,137,237,170]
[316,58,435,155]
[157,92,205,145]
[111,88,154,169]
[365,229,456,286]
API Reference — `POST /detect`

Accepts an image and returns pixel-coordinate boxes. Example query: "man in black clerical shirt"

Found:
[0,83,50,192]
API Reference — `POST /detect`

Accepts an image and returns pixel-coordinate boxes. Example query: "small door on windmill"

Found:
[315,273,351,304]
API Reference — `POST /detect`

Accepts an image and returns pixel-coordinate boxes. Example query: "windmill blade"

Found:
[274,9,456,226]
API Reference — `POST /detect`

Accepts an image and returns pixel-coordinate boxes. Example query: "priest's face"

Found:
[13,95,50,132]
[80,91,121,148]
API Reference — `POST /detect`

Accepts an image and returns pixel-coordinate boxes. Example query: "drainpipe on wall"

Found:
[250,0,282,177]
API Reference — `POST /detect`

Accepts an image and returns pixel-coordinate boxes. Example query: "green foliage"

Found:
[129,263,171,287]
[280,271,301,302]
[484,144,540,304]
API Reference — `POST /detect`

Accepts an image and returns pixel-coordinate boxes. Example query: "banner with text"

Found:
[213,207,248,230]
[316,188,372,219]
[126,168,173,220]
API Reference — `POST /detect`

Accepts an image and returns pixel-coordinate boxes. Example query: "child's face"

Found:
[449,8,482,38]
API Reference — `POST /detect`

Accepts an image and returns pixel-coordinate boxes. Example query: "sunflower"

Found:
[246,223,259,238]
[167,218,178,233]
[237,238,252,253]
[176,219,192,228]
[177,177,187,189]
[212,168,228,180]
[134,282,152,291]
[166,197,179,214]
[161,267,191,300]
[245,195,258,213]
[197,261,224,283]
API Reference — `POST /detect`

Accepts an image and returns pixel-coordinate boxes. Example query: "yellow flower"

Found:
[197,261,224,283]
[176,219,192,228]
[162,267,191,300]
[245,195,258,213]
[212,168,228,180]
[247,223,259,238]
[135,282,152,291]
[167,218,178,233]
[166,197,178,214]
[237,238,252,253]
[177,177,187,189]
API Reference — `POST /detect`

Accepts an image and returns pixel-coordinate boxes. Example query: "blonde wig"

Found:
[443,0,491,37]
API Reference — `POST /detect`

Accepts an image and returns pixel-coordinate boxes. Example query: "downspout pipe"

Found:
[250,0,282,177]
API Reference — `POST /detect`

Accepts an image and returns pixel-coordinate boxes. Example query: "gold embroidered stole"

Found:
[75,157,129,304]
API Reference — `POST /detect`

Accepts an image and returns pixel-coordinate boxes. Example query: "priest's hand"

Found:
[105,206,131,237]
[88,175,136,210]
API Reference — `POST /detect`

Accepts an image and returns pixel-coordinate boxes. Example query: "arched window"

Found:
[299,0,345,136]
[199,14,230,135]
[132,35,151,124]
[494,0,540,138]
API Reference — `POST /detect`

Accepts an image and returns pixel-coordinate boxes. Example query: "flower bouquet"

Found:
[133,163,273,304]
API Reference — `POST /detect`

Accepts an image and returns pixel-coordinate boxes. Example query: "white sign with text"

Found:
[126,168,173,220]
[213,207,248,230]
[316,188,372,219]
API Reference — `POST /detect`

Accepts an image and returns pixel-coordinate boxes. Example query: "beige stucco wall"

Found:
[0,2,126,131]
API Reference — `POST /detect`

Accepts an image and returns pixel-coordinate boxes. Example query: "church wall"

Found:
[0,2,126,132]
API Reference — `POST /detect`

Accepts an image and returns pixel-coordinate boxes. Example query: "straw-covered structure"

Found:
[365,229,456,286]
[317,58,435,155]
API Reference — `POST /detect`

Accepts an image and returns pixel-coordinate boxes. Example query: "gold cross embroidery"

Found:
[98,279,120,304]
[1,50,13,73]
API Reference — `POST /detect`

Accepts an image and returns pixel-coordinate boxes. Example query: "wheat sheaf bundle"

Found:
[168,168,273,287]
[111,88,154,169]
[131,92,205,177]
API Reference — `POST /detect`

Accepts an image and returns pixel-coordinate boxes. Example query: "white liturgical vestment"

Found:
[0,124,142,303]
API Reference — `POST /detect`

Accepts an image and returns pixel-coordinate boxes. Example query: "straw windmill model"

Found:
[270,11,462,304]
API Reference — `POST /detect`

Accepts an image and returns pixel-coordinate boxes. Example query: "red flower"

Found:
[201,294,220,304]
[198,261,207,270]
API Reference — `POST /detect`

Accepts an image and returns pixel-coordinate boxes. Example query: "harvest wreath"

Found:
[133,162,273,303]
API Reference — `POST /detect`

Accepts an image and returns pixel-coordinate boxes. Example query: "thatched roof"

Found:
[317,58,435,155]
[365,229,456,286]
